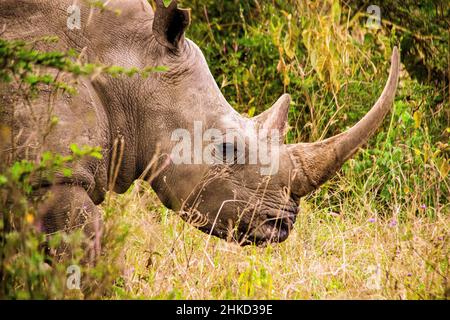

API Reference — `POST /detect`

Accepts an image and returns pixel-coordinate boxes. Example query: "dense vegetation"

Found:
[0,0,448,299]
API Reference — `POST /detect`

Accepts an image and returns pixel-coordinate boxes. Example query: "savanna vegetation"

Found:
[0,0,448,299]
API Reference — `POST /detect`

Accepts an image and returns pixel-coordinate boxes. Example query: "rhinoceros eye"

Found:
[215,142,241,164]
[222,142,236,162]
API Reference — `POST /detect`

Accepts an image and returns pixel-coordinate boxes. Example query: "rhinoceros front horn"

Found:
[287,47,400,196]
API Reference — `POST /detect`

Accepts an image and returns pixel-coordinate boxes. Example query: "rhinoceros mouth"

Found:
[239,215,295,246]
[196,210,295,246]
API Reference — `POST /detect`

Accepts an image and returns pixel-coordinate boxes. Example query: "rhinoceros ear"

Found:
[153,0,191,51]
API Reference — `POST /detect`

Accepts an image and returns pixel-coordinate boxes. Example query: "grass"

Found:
[103,180,448,300]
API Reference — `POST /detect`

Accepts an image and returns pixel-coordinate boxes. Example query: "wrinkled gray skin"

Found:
[0,0,400,255]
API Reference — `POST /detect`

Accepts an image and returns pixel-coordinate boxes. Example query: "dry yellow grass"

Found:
[103,179,449,300]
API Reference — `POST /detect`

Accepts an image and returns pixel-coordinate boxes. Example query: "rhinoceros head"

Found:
[93,0,399,245]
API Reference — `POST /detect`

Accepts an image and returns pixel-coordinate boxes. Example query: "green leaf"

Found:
[90,151,103,159]
[40,35,59,43]
[331,0,341,23]
[140,65,169,78]
[50,115,59,125]
[247,106,256,117]
[62,167,73,177]
[70,143,81,155]
[41,151,53,164]
[0,174,7,185]
[106,65,125,77]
